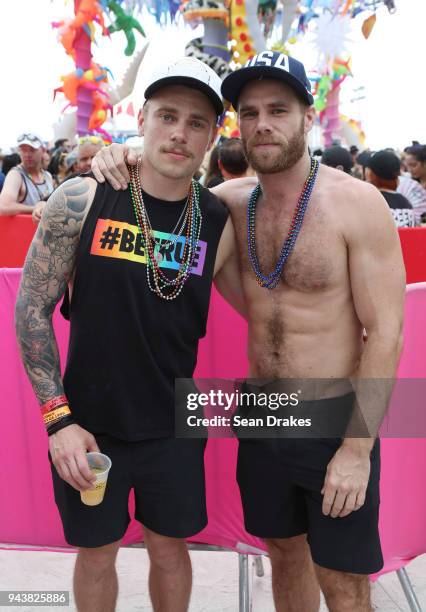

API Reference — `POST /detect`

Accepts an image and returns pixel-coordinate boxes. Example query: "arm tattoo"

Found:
[15,177,91,405]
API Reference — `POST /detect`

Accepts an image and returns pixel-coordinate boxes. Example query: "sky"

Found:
[0,0,424,151]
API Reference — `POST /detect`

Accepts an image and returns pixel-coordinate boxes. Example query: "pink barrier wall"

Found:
[1,269,426,578]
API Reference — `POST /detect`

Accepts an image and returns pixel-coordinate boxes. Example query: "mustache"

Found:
[161,147,192,158]
[249,138,283,147]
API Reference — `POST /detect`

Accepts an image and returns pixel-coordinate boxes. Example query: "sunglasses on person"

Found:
[17,133,43,144]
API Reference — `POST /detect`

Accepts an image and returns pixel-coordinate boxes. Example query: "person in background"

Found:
[398,144,426,223]
[2,153,21,176]
[48,148,68,187]
[0,152,22,192]
[54,138,72,153]
[349,146,364,179]
[404,144,426,189]
[350,145,359,165]
[217,137,252,180]
[42,150,51,171]
[365,150,414,227]
[0,133,54,222]
[203,144,223,188]
[354,150,373,181]
[64,150,79,178]
[321,145,353,174]
[76,136,104,173]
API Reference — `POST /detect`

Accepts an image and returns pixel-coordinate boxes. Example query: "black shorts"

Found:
[237,429,383,574]
[49,436,207,548]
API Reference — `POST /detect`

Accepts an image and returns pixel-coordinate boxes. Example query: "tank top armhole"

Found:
[12,168,27,204]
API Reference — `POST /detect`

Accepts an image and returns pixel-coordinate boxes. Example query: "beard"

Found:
[243,118,306,174]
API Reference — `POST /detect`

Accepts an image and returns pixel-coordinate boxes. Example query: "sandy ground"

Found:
[0,545,425,611]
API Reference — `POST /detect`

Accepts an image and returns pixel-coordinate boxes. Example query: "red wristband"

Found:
[41,395,68,415]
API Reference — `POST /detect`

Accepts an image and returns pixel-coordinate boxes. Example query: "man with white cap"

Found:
[0,133,54,221]
[92,51,405,611]
[15,57,243,611]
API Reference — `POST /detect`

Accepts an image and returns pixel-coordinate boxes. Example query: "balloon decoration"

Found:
[53,0,146,138]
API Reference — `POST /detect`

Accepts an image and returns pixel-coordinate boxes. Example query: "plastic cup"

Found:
[80,452,112,506]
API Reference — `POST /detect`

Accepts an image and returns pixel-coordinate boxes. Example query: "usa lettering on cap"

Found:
[245,52,290,72]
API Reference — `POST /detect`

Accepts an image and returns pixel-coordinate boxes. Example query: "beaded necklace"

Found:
[129,162,203,300]
[247,157,319,290]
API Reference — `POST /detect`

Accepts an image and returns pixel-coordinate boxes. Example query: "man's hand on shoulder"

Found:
[210,176,257,209]
[91,143,138,190]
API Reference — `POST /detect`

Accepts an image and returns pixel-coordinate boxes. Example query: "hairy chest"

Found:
[231,199,345,292]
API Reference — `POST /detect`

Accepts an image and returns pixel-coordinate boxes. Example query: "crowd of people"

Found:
[317,142,426,227]
[0,134,104,222]
[1,127,425,231]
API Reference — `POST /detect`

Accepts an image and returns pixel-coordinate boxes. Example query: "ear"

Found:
[137,107,145,136]
[206,125,218,152]
[304,105,316,134]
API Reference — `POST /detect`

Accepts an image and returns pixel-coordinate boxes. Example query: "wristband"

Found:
[41,395,68,415]
[43,405,72,427]
[47,415,76,436]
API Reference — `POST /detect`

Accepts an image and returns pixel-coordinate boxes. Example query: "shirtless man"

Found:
[92,52,405,611]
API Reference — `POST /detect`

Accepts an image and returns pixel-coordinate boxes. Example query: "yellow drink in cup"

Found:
[80,452,112,506]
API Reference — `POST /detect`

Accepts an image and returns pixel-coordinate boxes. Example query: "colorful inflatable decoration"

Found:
[283,0,397,146]
[180,0,396,145]
[182,0,265,138]
[339,114,366,148]
[53,46,147,143]
[53,0,146,137]
[107,0,146,56]
[52,0,396,143]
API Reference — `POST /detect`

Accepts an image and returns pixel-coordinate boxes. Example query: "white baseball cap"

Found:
[17,133,44,149]
[144,57,224,116]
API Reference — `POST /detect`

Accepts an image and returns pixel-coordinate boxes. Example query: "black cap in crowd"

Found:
[356,150,374,167]
[321,146,353,173]
[366,150,401,180]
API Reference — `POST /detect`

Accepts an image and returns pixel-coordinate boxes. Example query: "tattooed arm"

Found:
[15,176,100,491]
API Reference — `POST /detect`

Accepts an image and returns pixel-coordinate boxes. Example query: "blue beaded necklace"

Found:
[247,157,319,290]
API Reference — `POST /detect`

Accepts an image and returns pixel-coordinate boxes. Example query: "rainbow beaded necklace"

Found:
[247,157,319,290]
[129,162,203,300]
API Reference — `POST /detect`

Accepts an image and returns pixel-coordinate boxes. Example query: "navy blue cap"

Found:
[221,51,314,109]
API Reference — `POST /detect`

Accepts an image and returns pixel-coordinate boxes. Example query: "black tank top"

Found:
[62,179,228,440]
